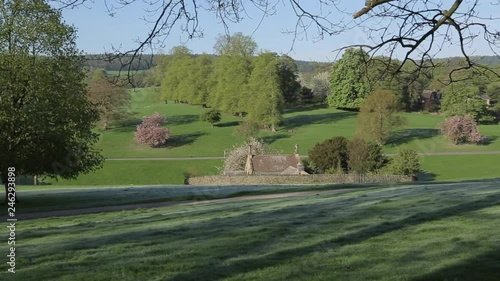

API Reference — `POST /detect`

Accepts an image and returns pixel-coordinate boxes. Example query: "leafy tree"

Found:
[441,82,494,123]
[0,0,104,200]
[486,82,500,105]
[347,138,387,174]
[308,137,349,173]
[189,54,213,105]
[247,53,284,132]
[278,55,301,104]
[328,48,370,109]
[310,71,330,103]
[439,115,484,145]
[210,54,252,115]
[87,69,131,130]
[134,113,170,147]
[389,148,420,178]
[200,109,221,128]
[358,89,407,144]
[400,63,431,111]
[161,46,192,102]
[214,32,257,57]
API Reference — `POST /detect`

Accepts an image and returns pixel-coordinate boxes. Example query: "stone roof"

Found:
[251,154,300,173]
[280,166,309,175]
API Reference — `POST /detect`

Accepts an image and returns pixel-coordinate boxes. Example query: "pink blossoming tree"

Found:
[135,112,170,147]
[439,115,484,145]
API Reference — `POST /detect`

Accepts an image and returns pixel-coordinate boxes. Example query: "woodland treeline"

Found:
[85,33,500,130]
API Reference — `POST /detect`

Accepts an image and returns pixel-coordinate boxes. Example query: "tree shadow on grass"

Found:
[215,121,240,128]
[17,182,500,280]
[416,171,437,182]
[260,133,291,145]
[168,191,500,281]
[111,118,143,133]
[283,103,328,114]
[387,128,439,146]
[410,246,500,281]
[282,111,356,129]
[480,135,498,146]
[166,132,206,148]
[168,114,199,125]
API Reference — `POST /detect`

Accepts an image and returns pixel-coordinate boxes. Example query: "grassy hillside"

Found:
[97,88,500,158]
[2,180,499,280]
[35,87,499,185]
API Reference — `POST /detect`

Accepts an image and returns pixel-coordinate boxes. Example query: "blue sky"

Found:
[60,1,499,62]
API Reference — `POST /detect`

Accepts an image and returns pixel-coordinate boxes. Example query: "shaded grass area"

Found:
[4,184,362,214]
[1,180,499,280]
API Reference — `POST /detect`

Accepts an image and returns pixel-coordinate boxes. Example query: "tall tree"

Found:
[189,54,213,105]
[213,32,257,57]
[161,46,192,102]
[247,53,284,132]
[441,82,493,123]
[278,55,301,104]
[0,0,104,200]
[87,69,131,130]
[357,90,407,144]
[328,48,371,109]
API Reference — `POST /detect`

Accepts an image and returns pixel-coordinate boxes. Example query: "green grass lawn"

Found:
[1,180,499,280]
[39,159,222,186]
[419,154,500,181]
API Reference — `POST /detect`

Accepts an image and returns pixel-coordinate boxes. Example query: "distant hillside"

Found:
[82,54,499,74]
[83,54,160,71]
[295,60,332,76]
[433,56,500,66]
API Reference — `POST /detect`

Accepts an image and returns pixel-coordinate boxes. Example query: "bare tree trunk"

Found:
[34,175,38,185]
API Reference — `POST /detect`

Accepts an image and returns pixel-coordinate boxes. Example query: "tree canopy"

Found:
[357,89,407,144]
[328,48,370,109]
[0,0,104,199]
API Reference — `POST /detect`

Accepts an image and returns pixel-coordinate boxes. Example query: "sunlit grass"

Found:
[1,180,499,280]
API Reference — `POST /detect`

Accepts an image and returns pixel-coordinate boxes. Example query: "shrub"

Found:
[200,109,221,127]
[134,112,170,147]
[347,138,388,174]
[301,158,318,174]
[308,136,348,173]
[439,115,484,145]
[389,148,420,177]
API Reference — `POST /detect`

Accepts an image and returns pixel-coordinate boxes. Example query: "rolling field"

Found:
[96,88,500,159]
[2,180,499,280]
[35,87,499,185]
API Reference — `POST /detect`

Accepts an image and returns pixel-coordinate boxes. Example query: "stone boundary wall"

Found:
[187,174,413,185]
